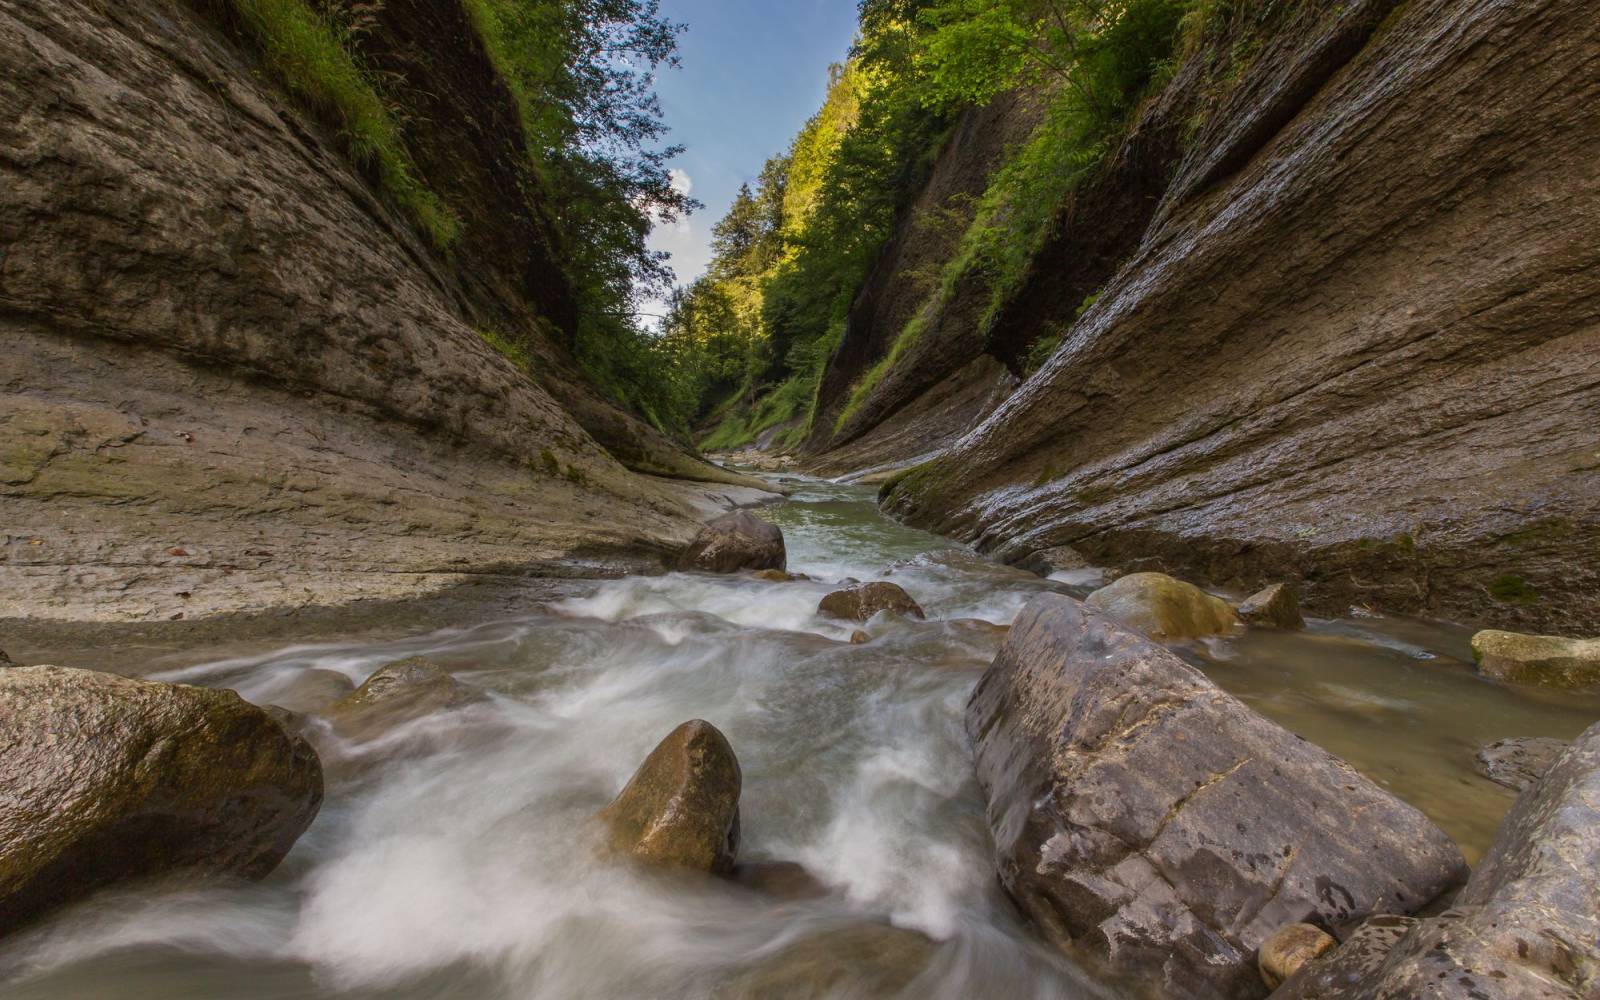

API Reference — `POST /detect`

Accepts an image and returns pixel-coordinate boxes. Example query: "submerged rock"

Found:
[729,860,829,901]
[328,656,485,738]
[0,666,323,937]
[678,512,786,574]
[1274,722,1600,998]
[967,595,1465,999]
[1259,923,1336,990]
[273,668,357,714]
[1238,583,1305,630]
[1471,629,1600,691]
[715,922,933,1000]
[597,720,741,875]
[849,630,871,645]
[751,568,796,582]
[1084,571,1238,639]
[818,581,925,622]
[1475,736,1569,792]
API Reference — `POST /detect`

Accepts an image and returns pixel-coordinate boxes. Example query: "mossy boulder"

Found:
[678,511,786,574]
[596,719,741,874]
[1084,572,1239,639]
[818,581,925,622]
[0,666,323,937]
[1471,630,1600,691]
[1236,582,1305,629]
[328,656,485,738]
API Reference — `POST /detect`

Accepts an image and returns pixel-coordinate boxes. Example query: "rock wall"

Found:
[880,0,1600,632]
[0,0,766,622]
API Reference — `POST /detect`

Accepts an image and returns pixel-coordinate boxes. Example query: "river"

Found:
[3,476,1594,999]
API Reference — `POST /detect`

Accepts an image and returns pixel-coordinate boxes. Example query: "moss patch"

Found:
[1488,574,1539,605]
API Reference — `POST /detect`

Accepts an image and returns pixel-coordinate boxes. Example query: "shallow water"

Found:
[4,478,1594,998]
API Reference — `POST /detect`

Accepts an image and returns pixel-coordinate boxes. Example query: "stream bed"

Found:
[4,477,1595,999]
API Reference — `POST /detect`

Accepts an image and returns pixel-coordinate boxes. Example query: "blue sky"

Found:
[645,0,861,299]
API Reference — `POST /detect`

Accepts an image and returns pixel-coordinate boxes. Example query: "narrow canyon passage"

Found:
[4,478,1592,999]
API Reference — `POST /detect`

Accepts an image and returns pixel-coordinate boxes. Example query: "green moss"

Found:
[1488,574,1539,605]
[479,327,534,373]
[220,0,459,248]
[1501,518,1573,547]
[538,448,561,477]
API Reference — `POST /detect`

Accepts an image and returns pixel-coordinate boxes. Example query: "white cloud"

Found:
[640,168,715,327]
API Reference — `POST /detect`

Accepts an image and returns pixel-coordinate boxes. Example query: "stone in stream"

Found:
[678,511,786,574]
[597,719,741,875]
[1237,583,1305,630]
[729,860,829,900]
[967,595,1466,1000]
[817,581,925,622]
[1271,722,1600,999]
[1258,923,1336,990]
[1475,736,1570,792]
[849,630,871,645]
[1084,571,1239,639]
[714,921,934,1000]
[273,668,357,714]
[328,656,486,738]
[1470,629,1600,691]
[0,665,324,938]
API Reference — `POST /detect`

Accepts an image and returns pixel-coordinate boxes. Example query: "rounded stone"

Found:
[678,512,786,574]
[1259,922,1337,989]
[818,581,925,622]
[596,719,741,874]
[1085,572,1239,639]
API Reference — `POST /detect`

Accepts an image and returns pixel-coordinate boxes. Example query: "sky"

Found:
[644,0,862,310]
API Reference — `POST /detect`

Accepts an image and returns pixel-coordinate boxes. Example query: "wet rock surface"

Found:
[1475,737,1570,792]
[0,665,323,937]
[817,581,926,622]
[968,594,1466,999]
[678,512,787,574]
[1471,630,1600,692]
[328,657,486,738]
[1238,584,1305,630]
[714,922,934,1000]
[1259,923,1336,990]
[1084,572,1238,639]
[597,720,742,875]
[729,860,829,901]
[1273,723,1600,998]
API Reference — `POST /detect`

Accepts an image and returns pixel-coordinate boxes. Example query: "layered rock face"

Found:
[969,595,1465,998]
[0,666,323,937]
[0,0,763,622]
[875,0,1600,632]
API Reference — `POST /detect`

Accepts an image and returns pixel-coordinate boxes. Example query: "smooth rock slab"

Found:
[968,595,1465,999]
[1274,722,1600,998]
[0,666,324,937]
[1475,736,1569,792]
[597,719,741,874]
[678,512,786,573]
[1471,630,1600,692]
[1085,571,1239,639]
[818,581,925,622]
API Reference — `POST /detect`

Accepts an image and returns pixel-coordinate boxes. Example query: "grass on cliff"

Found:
[219,0,460,248]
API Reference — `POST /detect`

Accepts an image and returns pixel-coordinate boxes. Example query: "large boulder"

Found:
[596,719,741,874]
[677,512,786,573]
[0,666,323,937]
[1471,630,1600,691]
[968,595,1465,999]
[1085,572,1239,639]
[1475,736,1569,792]
[817,581,925,622]
[328,656,485,738]
[1272,723,1600,999]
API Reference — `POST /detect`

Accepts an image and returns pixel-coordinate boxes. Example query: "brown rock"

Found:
[0,666,323,937]
[1084,572,1238,639]
[273,668,357,714]
[967,595,1465,999]
[818,581,925,622]
[751,568,794,582]
[1471,630,1600,692]
[597,720,741,875]
[678,512,786,574]
[849,630,871,645]
[329,657,485,738]
[729,860,829,901]
[715,922,934,1000]
[1237,583,1305,630]
[1259,923,1336,990]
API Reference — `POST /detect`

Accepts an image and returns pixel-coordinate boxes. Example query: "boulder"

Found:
[1084,572,1239,639]
[596,719,741,875]
[968,595,1466,999]
[328,656,485,738]
[1475,736,1569,792]
[817,581,925,622]
[1272,723,1600,999]
[0,666,323,937]
[678,512,786,573]
[715,922,933,1000]
[1471,630,1600,691]
[1238,583,1305,630]
[1259,923,1336,990]
[273,668,357,714]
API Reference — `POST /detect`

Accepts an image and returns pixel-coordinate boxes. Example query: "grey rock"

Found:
[678,512,786,574]
[1475,737,1569,792]
[968,595,1466,999]
[0,666,323,937]
[1238,584,1306,630]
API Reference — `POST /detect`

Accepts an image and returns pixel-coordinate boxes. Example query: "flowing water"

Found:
[4,477,1596,999]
